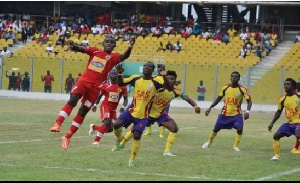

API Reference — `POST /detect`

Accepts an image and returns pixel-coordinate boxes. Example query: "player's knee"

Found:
[113,120,123,129]
[68,94,81,107]
[273,132,282,140]
[133,131,142,140]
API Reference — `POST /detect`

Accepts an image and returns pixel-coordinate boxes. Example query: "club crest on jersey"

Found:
[147,84,153,90]
[118,88,122,93]
[236,91,241,97]
[91,61,104,68]
[295,99,298,105]
[105,55,111,60]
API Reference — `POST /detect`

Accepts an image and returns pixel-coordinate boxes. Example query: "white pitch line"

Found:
[254,168,300,181]
[0,127,198,145]
[0,163,244,181]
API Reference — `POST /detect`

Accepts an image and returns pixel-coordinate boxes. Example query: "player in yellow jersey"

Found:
[119,70,201,157]
[268,78,300,160]
[112,62,171,167]
[202,71,252,151]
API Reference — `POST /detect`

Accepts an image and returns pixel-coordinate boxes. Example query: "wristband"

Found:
[118,73,123,76]
[246,110,250,113]
[93,104,97,107]
[194,105,199,109]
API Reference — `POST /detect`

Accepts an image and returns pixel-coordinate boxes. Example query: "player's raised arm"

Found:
[119,36,135,62]
[116,64,125,86]
[67,40,86,53]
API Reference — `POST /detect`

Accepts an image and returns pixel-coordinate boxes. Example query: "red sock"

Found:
[294,139,300,149]
[65,114,84,139]
[94,136,101,142]
[93,125,107,142]
[56,104,73,126]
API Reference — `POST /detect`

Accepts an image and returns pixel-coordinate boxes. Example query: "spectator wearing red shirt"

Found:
[16,72,22,91]
[50,36,136,151]
[89,69,128,145]
[41,70,54,93]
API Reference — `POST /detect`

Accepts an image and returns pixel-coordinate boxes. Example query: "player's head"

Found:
[68,73,72,77]
[230,71,240,84]
[166,70,177,86]
[143,61,155,76]
[109,69,118,83]
[103,36,116,53]
[47,70,50,75]
[284,78,296,92]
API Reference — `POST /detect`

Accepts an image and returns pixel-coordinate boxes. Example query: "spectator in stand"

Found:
[151,26,161,38]
[56,35,65,47]
[46,43,54,54]
[157,41,165,52]
[202,29,211,41]
[244,39,253,52]
[33,32,41,44]
[81,24,90,36]
[65,73,75,94]
[41,70,54,93]
[254,29,261,44]
[214,32,222,43]
[166,41,173,51]
[191,24,201,37]
[173,40,182,52]
[181,27,189,39]
[91,25,97,37]
[262,39,272,56]
[227,27,237,39]
[163,24,173,35]
[254,46,263,60]
[239,30,247,43]
[16,72,22,91]
[6,71,17,90]
[0,47,13,58]
[41,31,49,45]
[6,29,15,43]
[237,46,247,59]
[222,33,230,45]
[21,26,28,45]
[270,31,278,47]
[81,37,89,46]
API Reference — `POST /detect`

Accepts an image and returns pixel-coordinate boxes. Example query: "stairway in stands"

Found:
[239,40,294,88]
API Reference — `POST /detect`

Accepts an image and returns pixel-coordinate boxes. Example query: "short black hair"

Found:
[145,61,155,72]
[285,78,296,90]
[166,70,177,79]
[231,71,240,78]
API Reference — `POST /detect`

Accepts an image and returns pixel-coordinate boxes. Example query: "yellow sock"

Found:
[208,131,217,144]
[113,127,123,142]
[273,140,280,157]
[159,126,165,137]
[234,133,242,148]
[129,139,141,162]
[121,130,134,146]
[164,132,176,152]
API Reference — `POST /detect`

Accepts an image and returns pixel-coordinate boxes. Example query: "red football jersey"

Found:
[99,83,128,109]
[80,46,121,86]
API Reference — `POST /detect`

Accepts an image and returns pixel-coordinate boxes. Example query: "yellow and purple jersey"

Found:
[219,84,251,116]
[148,87,183,118]
[277,93,300,124]
[124,74,164,119]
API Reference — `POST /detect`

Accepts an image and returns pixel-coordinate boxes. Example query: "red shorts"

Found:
[100,104,117,121]
[70,78,99,108]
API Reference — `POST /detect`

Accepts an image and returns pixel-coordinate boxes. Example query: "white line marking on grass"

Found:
[0,163,244,181]
[254,168,300,181]
[0,127,198,145]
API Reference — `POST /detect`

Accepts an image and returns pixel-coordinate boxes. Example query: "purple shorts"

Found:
[213,114,243,131]
[148,112,173,126]
[118,109,148,132]
[277,123,300,137]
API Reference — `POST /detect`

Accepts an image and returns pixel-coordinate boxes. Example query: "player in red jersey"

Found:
[89,69,128,144]
[49,36,135,150]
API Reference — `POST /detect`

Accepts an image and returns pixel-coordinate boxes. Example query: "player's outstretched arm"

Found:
[67,40,86,53]
[205,96,222,116]
[185,95,201,114]
[119,37,135,62]
[268,109,282,132]
[120,95,128,113]
[92,94,103,112]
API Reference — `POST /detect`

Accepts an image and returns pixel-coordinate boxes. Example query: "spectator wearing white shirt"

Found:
[81,37,89,46]
[1,47,13,58]
[173,40,182,52]
[46,43,54,54]
[240,31,247,43]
